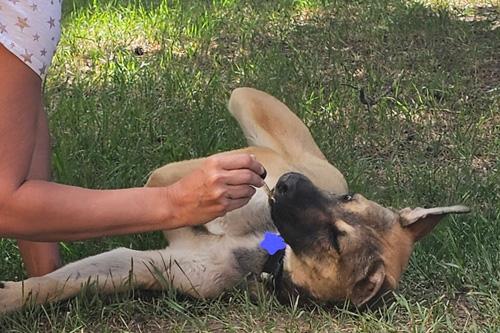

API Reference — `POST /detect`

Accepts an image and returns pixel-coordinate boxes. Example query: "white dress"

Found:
[0,0,62,79]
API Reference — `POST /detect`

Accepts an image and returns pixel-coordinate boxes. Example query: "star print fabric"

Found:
[0,0,62,79]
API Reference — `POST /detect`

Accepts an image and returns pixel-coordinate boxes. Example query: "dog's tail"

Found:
[228,87,326,161]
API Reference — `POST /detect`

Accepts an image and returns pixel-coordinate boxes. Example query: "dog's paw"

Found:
[0,281,27,315]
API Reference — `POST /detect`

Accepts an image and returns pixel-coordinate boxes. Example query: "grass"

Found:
[1,0,499,331]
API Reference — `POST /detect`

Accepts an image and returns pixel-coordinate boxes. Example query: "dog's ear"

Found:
[350,261,386,307]
[399,205,470,241]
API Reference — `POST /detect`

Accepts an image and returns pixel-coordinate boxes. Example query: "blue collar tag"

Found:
[260,231,286,255]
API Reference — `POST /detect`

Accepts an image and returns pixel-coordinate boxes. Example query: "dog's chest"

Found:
[205,190,275,237]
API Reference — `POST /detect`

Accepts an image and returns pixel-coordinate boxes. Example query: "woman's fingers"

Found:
[224,169,264,187]
[167,152,266,227]
[208,153,265,177]
[226,185,256,200]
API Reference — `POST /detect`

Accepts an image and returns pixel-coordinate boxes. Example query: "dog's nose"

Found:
[275,172,306,197]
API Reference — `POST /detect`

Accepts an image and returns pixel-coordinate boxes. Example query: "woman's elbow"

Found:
[0,190,18,238]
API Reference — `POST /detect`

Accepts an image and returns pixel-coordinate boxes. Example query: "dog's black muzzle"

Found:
[269,172,332,255]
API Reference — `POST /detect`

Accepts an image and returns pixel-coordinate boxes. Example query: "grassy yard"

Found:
[1,0,499,331]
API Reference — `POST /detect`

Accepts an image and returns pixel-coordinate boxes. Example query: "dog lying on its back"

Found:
[0,88,470,313]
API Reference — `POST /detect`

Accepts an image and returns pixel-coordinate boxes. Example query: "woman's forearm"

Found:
[0,180,173,241]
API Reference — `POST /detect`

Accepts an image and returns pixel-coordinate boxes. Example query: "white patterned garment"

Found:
[0,0,62,79]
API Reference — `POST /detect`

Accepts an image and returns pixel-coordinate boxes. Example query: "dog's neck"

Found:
[262,248,285,275]
[260,231,286,277]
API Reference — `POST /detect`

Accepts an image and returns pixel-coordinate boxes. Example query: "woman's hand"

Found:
[164,153,265,227]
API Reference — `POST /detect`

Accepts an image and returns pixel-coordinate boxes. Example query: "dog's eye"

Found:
[342,193,354,202]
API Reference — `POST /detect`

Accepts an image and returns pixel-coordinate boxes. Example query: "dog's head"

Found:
[269,172,470,307]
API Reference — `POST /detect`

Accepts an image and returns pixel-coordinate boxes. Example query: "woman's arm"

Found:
[0,45,264,242]
[2,182,173,241]
[2,156,264,242]
[17,99,62,276]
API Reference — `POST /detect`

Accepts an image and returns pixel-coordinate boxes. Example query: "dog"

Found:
[0,87,470,314]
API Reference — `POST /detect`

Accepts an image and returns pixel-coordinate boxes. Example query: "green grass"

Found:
[1,0,499,331]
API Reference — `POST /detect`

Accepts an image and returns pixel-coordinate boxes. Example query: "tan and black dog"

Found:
[0,88,469,314]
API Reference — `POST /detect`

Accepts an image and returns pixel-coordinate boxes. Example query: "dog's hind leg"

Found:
[0,248,154,314]
[228,87,326,161]
[228,88,347,192]
[0,243,246,314]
